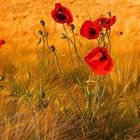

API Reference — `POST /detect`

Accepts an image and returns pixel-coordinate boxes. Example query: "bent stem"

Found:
[53,50,88,127]
[63,24,75,69]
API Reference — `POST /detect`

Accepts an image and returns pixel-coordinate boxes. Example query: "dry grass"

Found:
[0,0,140,139]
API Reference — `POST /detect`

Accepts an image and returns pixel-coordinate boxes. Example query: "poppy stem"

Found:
[97,38,102,47]
[69,30,86,92]
[53,50,88,127]
[106,29,111,53]
[36,43,42,65]
[63,24,75,70]
[40,26,46,105]
[63,25,85,92]
[64,31,85,74]
[91,76,106,122]
[85,85,92,124]
[46,36,50,50]
[71,30,85,70]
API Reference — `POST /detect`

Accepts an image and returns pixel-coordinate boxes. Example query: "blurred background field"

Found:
[0,0,140,139]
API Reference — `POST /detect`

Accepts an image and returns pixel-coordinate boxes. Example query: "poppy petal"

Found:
[84,47,114,75]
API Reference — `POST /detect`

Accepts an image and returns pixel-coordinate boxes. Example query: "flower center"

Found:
[57,14,67,21]
[58,8,62,13]
[89,28,96,35]
[56,8,67,21]
[99,51,107,61]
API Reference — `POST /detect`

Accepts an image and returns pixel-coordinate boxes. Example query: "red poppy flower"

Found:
[51,3,73,25]
[97,16,116,30]
[84,47,114,75]
[0,39,5,49]
[80,20,100,39]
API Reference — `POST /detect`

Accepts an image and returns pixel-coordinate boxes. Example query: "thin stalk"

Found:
[71,30,85,70]
[36,44,42,64]
[66,32,85,92]
[91,76,104,120]
[46,36,50,50]
[97,38,102,47]
[63,25,85,92]
[63,24,75,69]
[85,89,92,124]
[106,29,111,53]
[53,51,88,127]
[85,72,93,122]
[40,26,46,103]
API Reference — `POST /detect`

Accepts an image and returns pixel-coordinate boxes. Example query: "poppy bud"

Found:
[50,45,55,52]
[59,33,67,39]
[0,85,3,91]
[60,106,68,114]
[45,32,49,37]
[37,38,42,45]
[0,75,5,81]
[27,72,31,79]
[70,24,75,31]
[107,12,112,17]
[38,30,43,35]
[40,20,45,26]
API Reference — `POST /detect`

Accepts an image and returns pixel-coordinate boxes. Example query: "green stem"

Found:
[36,44,42,65]
[63,24,75,69]
[40,26,46,103]
[67,32,86,92]
[63,25,85,91]
[71,30,85,69]
[97,38,102,47]
[92,76,105,120]
[85,89,92,124]
[106,29,111,53]
[46,36,50,50]
[53,51,88,127]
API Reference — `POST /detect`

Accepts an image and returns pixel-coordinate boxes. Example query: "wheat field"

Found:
[0,0,140,140]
